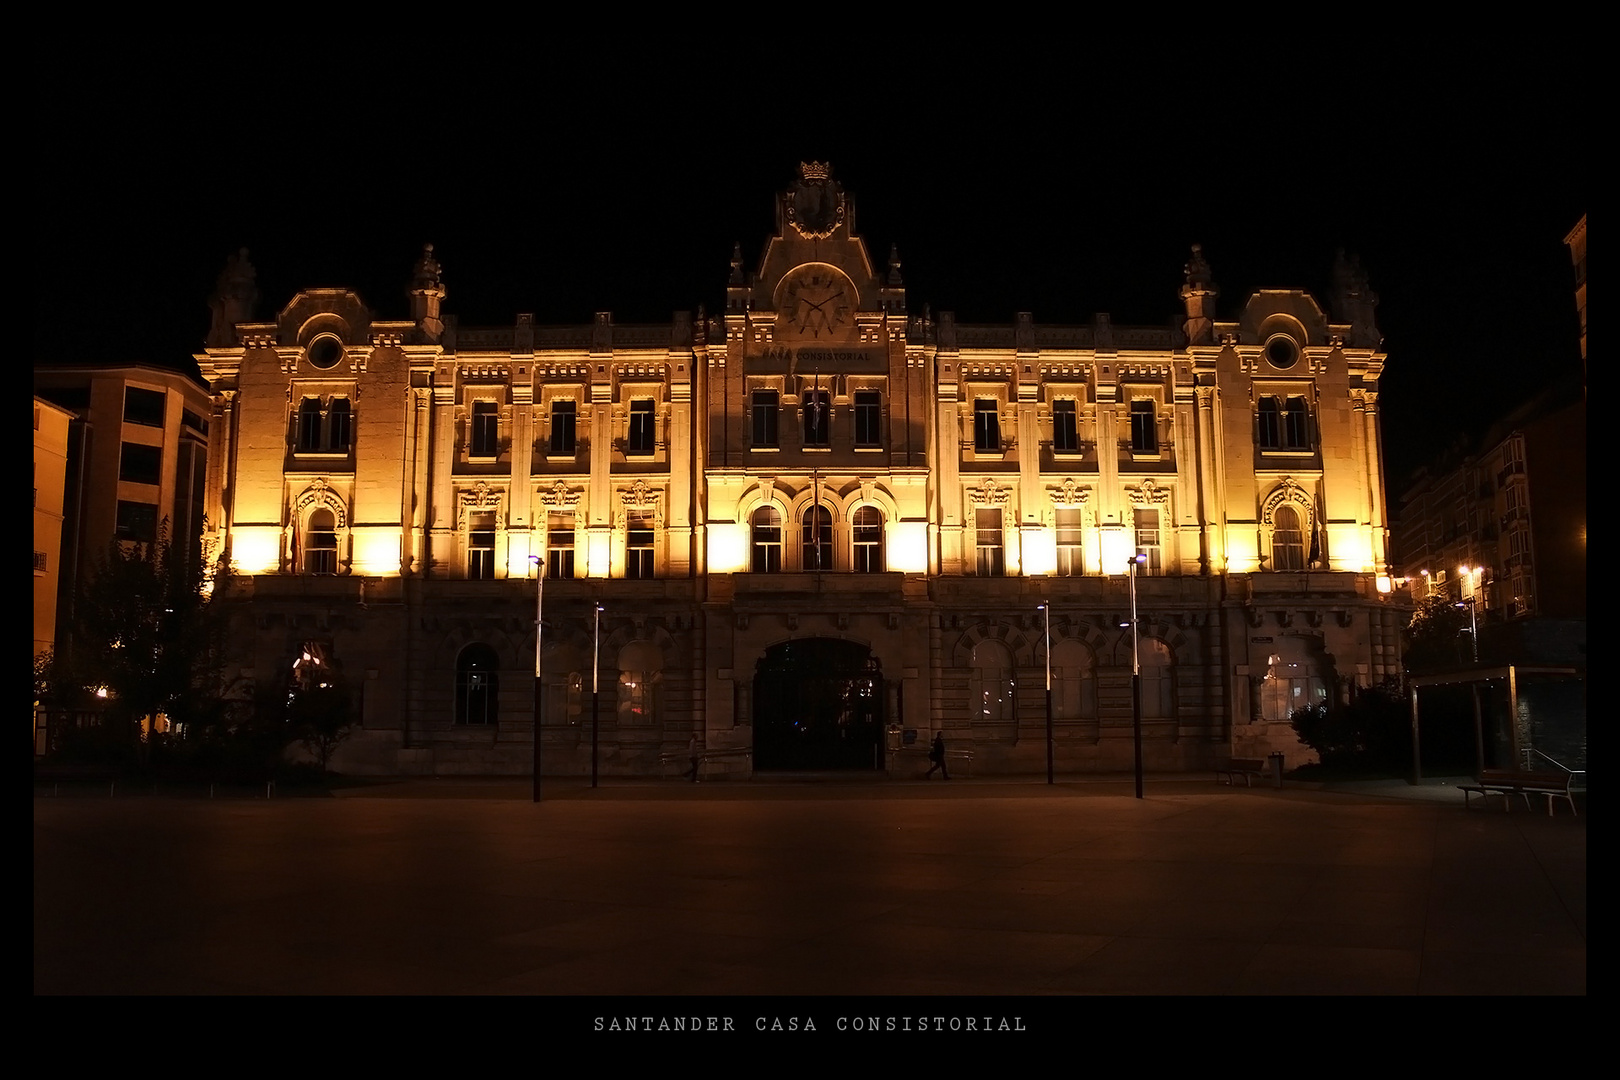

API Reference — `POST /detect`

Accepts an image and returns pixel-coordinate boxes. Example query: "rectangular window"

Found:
[626,511,654,579]
[469,514,495,580]
[1129,400,1157,454]
[115,500,159,543]
[297,398,323,453]
[1055,507,1083,576]
[1258,396,1281,450]
[627,399,655,455]
[752,391,779,447]
[119,443,162,486]
[975,507,1005,576]
[803,390,830,446]
[1134,507,1162,575]
[1053,400,1079,453]
[549,400,576,456]
[470,402,499,458]
[854,390,882,448]
[974,399,1001,452]
[123,387,165,428]
[1282,396,1310,450]
[328,398,353,452]
[548,512,575,579]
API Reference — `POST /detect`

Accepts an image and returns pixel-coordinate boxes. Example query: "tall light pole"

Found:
[1038,602,1053,784]
[1127,551,1146,799]
[530,554,544,803]
[591,602,603,788]
[1456,565,1482,664]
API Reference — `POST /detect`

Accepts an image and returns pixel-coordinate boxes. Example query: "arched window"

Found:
[1273,505,1306,571]
[802,505,832,571]
[616,640,662,726]
[970,640,1015,725]
[455,643,499,725]
[305,509,337,574]
[751,505,782,572]
[1139,638,1175,720]
[853,506,884,572]
[1052,638,1096,720]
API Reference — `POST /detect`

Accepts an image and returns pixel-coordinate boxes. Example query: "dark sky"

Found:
[35,53,1585,488]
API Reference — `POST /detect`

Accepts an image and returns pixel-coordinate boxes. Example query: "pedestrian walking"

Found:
[685,733,701,782]
[926,732,949,780]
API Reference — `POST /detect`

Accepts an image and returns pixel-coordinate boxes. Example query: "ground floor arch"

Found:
[752,638,885,770]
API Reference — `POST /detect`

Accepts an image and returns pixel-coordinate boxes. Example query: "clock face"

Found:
[779,265,853,339]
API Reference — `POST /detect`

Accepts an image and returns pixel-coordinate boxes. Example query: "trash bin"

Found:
[1268,752,1285,789]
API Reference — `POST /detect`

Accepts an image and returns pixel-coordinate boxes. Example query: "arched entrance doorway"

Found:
[753,638,884,770]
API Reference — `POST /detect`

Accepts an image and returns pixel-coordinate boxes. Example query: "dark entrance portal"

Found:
[754,638,884,770]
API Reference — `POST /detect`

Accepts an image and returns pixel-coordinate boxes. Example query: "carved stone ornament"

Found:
[619,479,661,509]
[457,481,505,526]
[540,481,581,507]
[968,477,1009,506]
[1129,478,1171,508]
[1052,478,1090,507]
[786,162,845,240]
[292,477,347,526]
[1261,477,1311,527]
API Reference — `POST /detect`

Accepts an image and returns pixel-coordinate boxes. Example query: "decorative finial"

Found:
[888,243,903,286]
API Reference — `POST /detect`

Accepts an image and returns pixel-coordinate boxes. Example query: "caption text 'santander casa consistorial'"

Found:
[197,164,1400,777]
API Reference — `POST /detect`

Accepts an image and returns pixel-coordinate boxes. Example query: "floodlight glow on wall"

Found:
[706,523,749,573]
[351,530,403,577]
[887,521,929,573]
[232,528,282,576]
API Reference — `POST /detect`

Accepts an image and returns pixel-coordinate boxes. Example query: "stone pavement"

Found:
[34,775,1584,999]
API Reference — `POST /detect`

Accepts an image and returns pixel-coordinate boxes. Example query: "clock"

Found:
[779,264,854,340]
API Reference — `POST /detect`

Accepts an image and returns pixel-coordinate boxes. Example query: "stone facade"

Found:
[197,165,1403,777]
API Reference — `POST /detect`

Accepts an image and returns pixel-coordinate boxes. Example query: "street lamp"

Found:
[1126,551,1147,799]
[1038,602,1053,785]
[591,602,603,788]
[530,554,544,803]
[1455,565,1483,665]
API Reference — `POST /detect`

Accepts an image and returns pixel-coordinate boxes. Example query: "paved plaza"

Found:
[34,776,1585,998]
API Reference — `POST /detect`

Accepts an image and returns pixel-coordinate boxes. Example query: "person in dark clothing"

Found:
[685,734,701,782]
[926,732,949,780]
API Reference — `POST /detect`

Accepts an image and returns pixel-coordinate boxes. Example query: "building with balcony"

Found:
[197,165,1403,776]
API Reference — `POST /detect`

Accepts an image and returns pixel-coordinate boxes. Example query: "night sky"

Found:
[35,54,1585,490]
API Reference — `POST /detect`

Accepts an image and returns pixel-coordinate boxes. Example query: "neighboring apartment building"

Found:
[32,365,213,660]
[197,164,1403,777]
[34,397,74,656]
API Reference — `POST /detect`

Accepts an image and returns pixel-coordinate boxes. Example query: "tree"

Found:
[68,523,233,752]
[289,675,356,774]
[1404,591,1472,673]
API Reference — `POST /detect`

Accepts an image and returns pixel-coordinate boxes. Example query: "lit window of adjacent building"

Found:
[123,387,165,428]
[547,511,575,579]
[1272,505,1306,571]
[854,391,882,448]
[470,402,499,458]
[305,509,338,574]
[1055,507,1082,576]
[469,514,495,580]
[751,505,783,572]
[803,390,830,447]
[1053,400,1079,454]
[549,400,576,456]
[115,500,159,543]
[627,399,655,455]
[974,399,1001,452]
[853,506,884,572]
[802,505,833,571]
[976,507,1005,576]
[1134,507,1162,575]
[626,511,654,579]
[752,391,779,448]
[119,443,162,486]
[1129,400,1157,454]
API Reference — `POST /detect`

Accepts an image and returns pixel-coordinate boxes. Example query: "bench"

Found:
[1215,758,1270,787]
[659,745,752,780]
[1460,769,1583,816]
[34,763,122,797]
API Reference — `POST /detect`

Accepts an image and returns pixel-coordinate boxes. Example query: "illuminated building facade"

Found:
[198,165,1402,776]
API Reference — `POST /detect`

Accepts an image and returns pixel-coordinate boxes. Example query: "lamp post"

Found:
[1456,565,1483,665]
[1127,551,1146,799]
[1038,602,1053,785]
[530,555,544,803]
[591,602,603,788]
